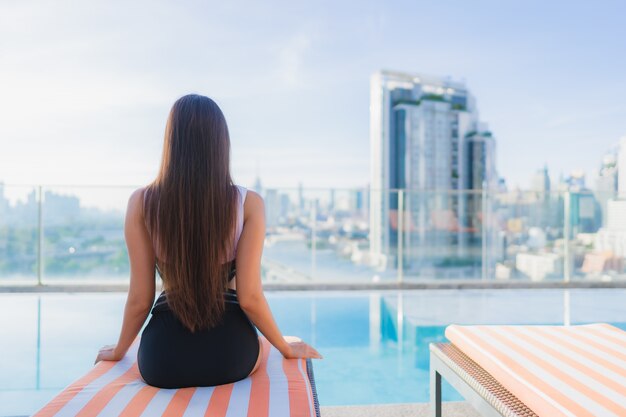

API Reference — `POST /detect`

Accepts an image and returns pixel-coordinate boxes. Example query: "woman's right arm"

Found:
[236,191,321,360]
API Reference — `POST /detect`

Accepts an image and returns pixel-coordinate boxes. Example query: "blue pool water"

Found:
[1,289,626,416]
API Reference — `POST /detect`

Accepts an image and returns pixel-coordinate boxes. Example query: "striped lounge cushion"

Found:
[446,323,626,417]
[32,337,320,417]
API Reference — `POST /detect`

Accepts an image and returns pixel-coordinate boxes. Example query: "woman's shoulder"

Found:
[241,188,262,203]
[233,185,261,201]
[126,186,150,217]
[128,186,148,203]
[240,188,264,219]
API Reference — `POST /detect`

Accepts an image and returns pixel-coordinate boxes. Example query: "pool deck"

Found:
[321,402,480,416]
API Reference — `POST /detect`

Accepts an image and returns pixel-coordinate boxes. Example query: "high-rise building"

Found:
[279,193,291,220]
[596,152,618,194]
[595,199,626,258]
[369,70,496,274]
[297,182,305,215]
[531,166,551,193]
[350,188,367,214]
[594,136,626,259]
[264,189,280,229]
[595,150,618,226]
[529,165,560,228]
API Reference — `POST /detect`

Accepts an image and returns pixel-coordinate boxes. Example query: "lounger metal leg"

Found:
[430,344,508,417]
[430,364,442,417]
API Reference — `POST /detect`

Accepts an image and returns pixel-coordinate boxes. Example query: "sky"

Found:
[1,0,626,194]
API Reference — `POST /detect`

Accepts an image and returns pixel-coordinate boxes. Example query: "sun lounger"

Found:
[430,323,626,417]
[33,336,320,417]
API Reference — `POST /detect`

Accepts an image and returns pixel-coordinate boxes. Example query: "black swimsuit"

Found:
[137,261,260,388]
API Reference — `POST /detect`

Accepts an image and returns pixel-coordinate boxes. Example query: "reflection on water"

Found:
[2,289,626,415]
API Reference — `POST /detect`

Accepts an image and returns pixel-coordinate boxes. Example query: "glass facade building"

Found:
[369,71,496,277]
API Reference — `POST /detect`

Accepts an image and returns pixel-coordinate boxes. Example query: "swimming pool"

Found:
[1,289,626,416]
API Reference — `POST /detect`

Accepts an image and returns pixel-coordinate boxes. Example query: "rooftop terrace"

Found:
[2,184,625,416]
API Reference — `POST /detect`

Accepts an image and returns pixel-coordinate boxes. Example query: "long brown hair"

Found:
[143,94,238,332]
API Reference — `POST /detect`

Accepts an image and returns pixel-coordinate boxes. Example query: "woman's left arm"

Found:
[95,188,156,363]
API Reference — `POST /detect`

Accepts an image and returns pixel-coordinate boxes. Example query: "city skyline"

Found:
[1,1,626,190]
[0,155,621,212]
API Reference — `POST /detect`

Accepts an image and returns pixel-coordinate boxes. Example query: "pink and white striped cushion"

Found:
[446,323,626,417]
[33,337,319,417]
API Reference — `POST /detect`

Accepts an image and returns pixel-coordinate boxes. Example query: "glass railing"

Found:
[0,184,624,285]
[0,185,134,284]
[0,185,40,283]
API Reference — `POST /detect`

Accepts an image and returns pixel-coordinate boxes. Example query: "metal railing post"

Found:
[397,190,404,283]
[563,191,571,283]
[481,186,488,281]
[37,186,43,286]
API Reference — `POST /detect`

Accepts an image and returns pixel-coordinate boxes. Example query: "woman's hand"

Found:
[95,344,122,364]
[281,336,323,359]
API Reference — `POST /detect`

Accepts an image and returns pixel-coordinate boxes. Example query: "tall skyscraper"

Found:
[596,152,618,195]
[594,136,626,260]
[531,166,551,193]
[595,147,619,227]
[528,166,562,230]
[297,182,305,215]
[264,189,280,229]
[369,70,496,274]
